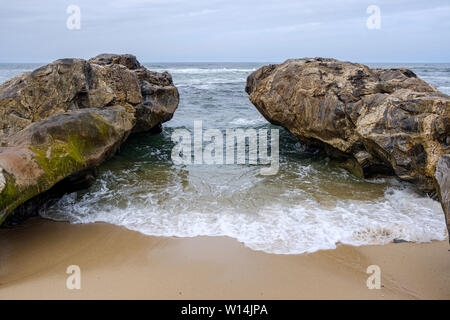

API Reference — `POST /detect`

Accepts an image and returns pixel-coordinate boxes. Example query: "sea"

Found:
[0,62,448,254]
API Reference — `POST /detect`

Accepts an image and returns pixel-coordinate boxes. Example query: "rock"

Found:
[0,54,179,225]
[88,53,142,70]
[0,107,134,224]
[246,58,450,194]
[132,68,179,133]
[0,54,179,140]
[434,155,450,241]
[88,54,179,133]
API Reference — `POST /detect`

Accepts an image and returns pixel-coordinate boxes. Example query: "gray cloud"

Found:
[0,0,448,62]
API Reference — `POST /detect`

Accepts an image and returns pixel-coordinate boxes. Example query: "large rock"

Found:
[0,107,134,224]
[0,54,179,225]
[0,54,179,140]
[246,58,449,194]
[434,155,450,241]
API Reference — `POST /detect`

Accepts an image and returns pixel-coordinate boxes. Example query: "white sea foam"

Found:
[152,68,257,74]
[437,86,450,94]
[40,180,447,254]
[229,117,268,126]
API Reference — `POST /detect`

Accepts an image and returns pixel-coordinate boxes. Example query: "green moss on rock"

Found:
[0,172,38,224]
[0,111,124,226]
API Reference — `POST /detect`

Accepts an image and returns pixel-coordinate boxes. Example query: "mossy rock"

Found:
[0,107,134,225]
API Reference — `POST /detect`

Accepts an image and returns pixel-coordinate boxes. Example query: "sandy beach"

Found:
[0,217,448,300]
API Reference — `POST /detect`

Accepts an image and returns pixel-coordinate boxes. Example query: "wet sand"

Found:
[0,217,449,299]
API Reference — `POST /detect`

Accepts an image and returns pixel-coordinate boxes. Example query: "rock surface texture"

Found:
[246,58,449,233]
[0,54,179,224]
[434,155,450,241]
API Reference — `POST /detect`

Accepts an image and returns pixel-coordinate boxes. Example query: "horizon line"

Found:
[0,60,450,64]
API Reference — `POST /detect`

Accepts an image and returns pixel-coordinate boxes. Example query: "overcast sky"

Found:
[1,0,449,62]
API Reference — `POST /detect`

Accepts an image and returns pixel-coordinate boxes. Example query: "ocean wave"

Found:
[40,180,447,255]
[437,86,450,94]
[229,117,268,126]
[151,68,257,74]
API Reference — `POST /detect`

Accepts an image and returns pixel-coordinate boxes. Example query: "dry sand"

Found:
[0,217,449,299]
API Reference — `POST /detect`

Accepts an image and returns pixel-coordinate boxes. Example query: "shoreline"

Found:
[0,217,449,299]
